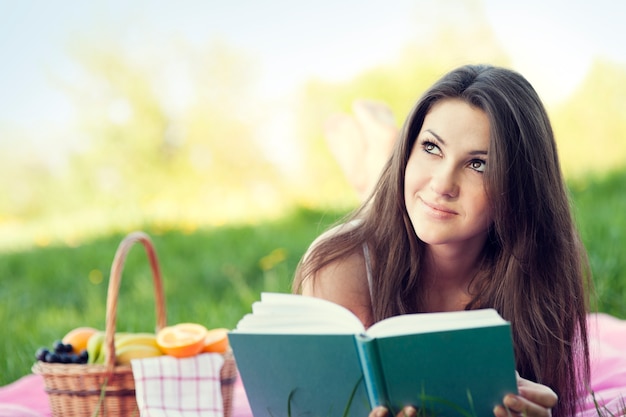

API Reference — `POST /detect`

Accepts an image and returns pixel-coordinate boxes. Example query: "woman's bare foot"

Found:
[323,100,399,200]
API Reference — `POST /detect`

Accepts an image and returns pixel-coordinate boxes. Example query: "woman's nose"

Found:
[430,164,459,198]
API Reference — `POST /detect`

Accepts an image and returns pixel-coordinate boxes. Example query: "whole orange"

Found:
[62,327,99,354]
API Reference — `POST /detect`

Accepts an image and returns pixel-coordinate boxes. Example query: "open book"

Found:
[228,293,517,417]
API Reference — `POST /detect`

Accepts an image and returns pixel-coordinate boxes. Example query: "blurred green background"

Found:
[1,1,625,386]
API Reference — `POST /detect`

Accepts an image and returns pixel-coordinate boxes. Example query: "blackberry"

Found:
[45,351,60,363]
[35,347,49,362]
[78,349,89,364]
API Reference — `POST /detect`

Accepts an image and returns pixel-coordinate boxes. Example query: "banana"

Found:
[115,344,163,365]
[86,331,105,364]
[115,332,158,350]
[87,332,161,365]
[95,349,106,364]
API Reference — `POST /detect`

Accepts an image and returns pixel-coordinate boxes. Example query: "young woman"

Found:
[293,64,591,417]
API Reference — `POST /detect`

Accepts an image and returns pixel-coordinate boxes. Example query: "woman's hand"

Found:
[494,372,558,417]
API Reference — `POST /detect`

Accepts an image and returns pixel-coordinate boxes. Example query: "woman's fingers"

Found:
[494,374,558,417]
[502,393,553,416]
[400,406,417,417]
[517,378,558,409]
[517,373,558,411]
[368,405,417,417]
[369,405,388,417]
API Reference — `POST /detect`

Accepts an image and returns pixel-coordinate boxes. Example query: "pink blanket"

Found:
[1,313,624,416]
[579,313,626,416]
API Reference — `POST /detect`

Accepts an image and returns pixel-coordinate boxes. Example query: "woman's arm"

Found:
[300,249,374,329]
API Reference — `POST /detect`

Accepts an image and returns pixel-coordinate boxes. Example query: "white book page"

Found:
[367,308,507,338]
[232,293,365,334]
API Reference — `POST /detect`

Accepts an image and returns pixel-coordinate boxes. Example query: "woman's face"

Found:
[404,98,493,250]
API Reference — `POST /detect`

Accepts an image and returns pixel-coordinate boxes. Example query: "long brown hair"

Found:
[293,64,591,417]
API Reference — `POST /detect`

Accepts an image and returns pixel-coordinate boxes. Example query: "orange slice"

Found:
[156,323,208,358]
[202,328,230,353]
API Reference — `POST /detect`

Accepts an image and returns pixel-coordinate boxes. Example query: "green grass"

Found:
[0,206,347,386]
[0,168,625,387]
[569,168,626,317]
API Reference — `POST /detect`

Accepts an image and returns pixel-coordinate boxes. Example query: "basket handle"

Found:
[104,231,167,369]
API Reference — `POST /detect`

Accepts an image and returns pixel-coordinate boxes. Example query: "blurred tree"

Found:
[57,39,285,227]
[551,59,626,178]
[0,143,55,219]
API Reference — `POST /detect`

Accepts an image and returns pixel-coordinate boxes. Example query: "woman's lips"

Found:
[420,198,458,219]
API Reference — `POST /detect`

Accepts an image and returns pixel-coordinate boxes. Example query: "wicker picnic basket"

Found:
[32,231,237,417]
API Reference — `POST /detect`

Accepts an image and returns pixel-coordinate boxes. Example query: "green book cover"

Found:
[229,293,517,417]
[373,326,517,416]
[228,333,370,417]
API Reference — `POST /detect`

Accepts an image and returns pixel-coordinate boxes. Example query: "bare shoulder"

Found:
[304,219,362,257]
[301,221,373,327]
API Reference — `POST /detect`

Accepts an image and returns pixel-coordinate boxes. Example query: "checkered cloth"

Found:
[131,353,225,417]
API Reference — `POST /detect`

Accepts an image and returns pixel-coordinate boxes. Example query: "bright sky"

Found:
[1,0,625,155]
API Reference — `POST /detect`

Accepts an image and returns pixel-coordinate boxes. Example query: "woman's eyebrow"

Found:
[425,129,488,156]
[425,129,444,144]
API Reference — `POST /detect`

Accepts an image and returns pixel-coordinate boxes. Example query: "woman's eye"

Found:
[422,141,441,155]
[469,160,486,172]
